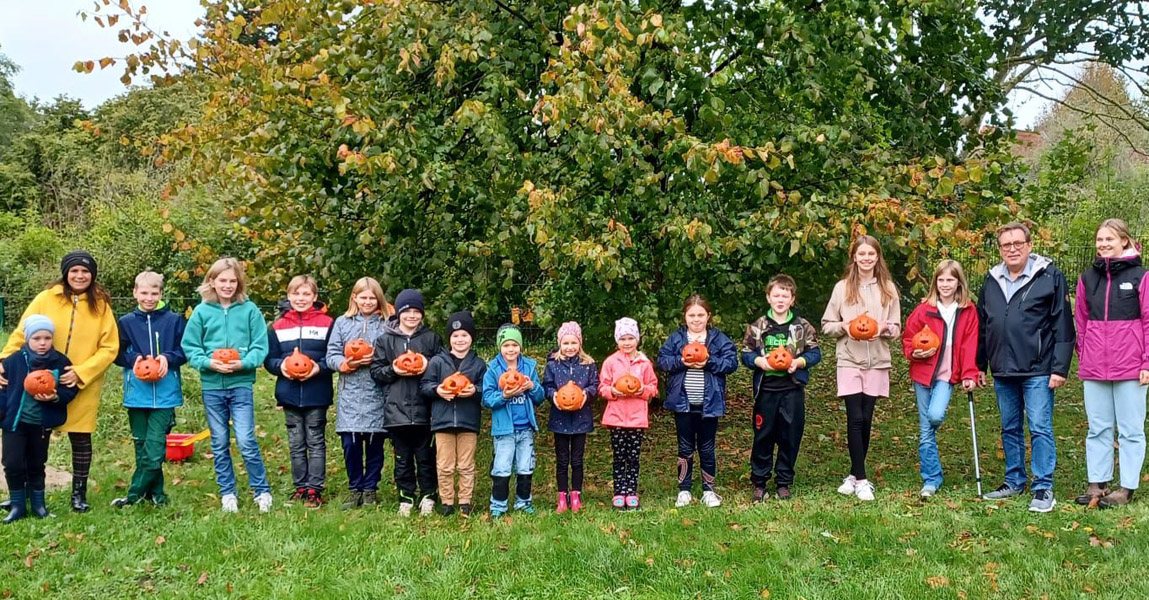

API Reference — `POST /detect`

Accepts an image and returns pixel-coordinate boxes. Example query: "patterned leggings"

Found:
[610,428,644,496]
[69,432,92,478]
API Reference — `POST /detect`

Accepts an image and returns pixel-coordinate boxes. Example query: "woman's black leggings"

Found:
[69,432,93,478]
[844,394,877,480]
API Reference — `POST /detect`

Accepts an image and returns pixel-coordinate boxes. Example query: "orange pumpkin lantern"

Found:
[213,348,240,363]
[912,325,941,353]
[441,372,471,395]
[344,339,373,360]
[554,381,586,411]
[498,369,527,391]
[283,347,315,379]
[682,342,709,364]
[848,313,880,340]
[614,374,643,396]
[24,370,56,397]
[394,350,427,374]
[766,346,794,371]
[134,356,163,382]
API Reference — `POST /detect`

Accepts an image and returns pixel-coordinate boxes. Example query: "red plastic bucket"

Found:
[165,433,197,462]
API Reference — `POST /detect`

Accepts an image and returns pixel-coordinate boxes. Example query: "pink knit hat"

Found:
[614,317,640,341]
[557,321,582,343]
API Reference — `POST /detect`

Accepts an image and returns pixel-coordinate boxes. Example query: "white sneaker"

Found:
[221,494,238,513]
[920,485,937,498]
[398,501,413,517]
[255,492,273,513]
[854,479,875,501]
[701,491,722,508]
[837,475,857,495]
[418,497,435,516]
[675,491,693,507]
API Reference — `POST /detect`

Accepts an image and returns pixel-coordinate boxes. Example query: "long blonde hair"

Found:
[344,277,393,318]
[924,259,972,307]
[196,257,249,303]
[842,235,897,306]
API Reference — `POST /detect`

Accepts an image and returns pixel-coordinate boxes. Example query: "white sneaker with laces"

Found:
[854,479,875,501]
[255,492,273,513]
[701,491,722,508]
[837,475,857,495]
[398,501,413,517]
[675,491,693,507]
[418,497,435,516]
[221,494,238,513]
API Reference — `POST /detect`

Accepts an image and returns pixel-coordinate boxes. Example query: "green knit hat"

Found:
[496,324,523,348]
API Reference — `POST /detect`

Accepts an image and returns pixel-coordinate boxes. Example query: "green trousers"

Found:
[126,408,175,503]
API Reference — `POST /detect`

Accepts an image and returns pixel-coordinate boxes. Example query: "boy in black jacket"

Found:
[1,315,79,523]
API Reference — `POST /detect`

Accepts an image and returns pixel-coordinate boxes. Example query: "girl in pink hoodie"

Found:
[599,317,659,510]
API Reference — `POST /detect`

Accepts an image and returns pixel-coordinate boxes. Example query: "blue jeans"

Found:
[914,381,953,488]
[994,376,1056,491]
[490,430,535,512]
[203,388,271,497]
[1083,380,1148,489]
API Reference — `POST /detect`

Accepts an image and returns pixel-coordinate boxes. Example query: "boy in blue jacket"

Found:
[1,315,79,523]
[482,324,545,517]
[741,275,822,502]
[112,271,188,508]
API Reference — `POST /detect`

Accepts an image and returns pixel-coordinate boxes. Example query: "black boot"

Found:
[30,489,51,518]
[71,477,90,513]
[2,490,27,524]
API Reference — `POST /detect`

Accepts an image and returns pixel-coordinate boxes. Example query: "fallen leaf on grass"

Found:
[155,536,166,546]
[1087,496,1100,509]
[760,589,770,598]
[197,572,209,586]
[926,576,949,588]
[1088,535,1113,548]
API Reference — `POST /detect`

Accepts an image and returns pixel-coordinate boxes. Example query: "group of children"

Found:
[2,236,985,519]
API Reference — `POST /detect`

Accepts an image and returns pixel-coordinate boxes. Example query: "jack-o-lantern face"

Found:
[441,372,471,395]
[682,342,709,364]
[283,347,315,379]
[848,313,879,340]
[394,351,427,374]
[555,381,586,411]
[614,374,643,396]
[912,325,941,353]
[344,339,373,360]
[213,348,240,363]
[767,346,794,371]
[134,356,163,382]
[24,370,56,397]
[498,369,527,391]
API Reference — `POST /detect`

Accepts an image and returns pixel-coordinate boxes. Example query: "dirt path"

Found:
[0,445,72,492]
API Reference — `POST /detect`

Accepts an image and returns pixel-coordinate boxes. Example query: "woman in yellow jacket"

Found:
[0,251,119,513]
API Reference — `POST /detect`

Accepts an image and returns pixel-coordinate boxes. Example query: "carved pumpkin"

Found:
[394,350,427,374]
[344,339,373,360]
[498,369,527,391]
[213,348,240,363]
[134,356,163,382]
[441,372,471,395]
[912,325,941,353]
[614,374,643,396]
[848,313,880,340]
[766,346,794,371]
[283,347,315,379]
[555,381,586,411]
[24,370,56,397]
[682,342,709,364]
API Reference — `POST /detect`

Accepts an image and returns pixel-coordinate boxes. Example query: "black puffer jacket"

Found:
[369,316,443,428]
[419,349,487,433]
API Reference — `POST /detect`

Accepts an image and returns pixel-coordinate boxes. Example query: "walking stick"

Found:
[967,390,983,498]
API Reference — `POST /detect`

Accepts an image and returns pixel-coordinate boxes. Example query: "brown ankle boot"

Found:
[1074,482,1108,505]
[1099,487,1134,508]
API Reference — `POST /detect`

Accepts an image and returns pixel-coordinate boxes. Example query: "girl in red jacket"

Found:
[902,260,979,498]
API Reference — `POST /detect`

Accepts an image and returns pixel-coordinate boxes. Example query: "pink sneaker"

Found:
[612,495,625,509]
[556,492,569,514]
[570,491,582,513]
[625,495,639,510]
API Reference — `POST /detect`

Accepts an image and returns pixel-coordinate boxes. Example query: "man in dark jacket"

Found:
[976,222,1075,512]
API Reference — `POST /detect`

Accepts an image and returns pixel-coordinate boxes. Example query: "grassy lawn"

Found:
[1,344,1146,599]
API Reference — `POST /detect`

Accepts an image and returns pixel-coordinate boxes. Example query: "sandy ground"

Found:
[0,445,72,492]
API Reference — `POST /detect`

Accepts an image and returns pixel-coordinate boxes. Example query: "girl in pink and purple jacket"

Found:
[599,317,658,510]
[1074,218,1149,508]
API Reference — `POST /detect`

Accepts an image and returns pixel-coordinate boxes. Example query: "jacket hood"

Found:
[1093,248,1143,272]
[990,253,1052,281]
[276,300,328,318]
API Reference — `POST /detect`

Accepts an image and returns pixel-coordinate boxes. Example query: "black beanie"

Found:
[394,289,425,315]
[61,250,98,280]
[446,311,477,340]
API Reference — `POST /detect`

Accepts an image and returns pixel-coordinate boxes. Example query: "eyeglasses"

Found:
[998,241,1030,251]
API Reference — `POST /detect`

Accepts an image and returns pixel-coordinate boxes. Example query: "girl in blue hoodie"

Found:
[542,321,597,514]
[181,257,272,514]
[111,271,187,508]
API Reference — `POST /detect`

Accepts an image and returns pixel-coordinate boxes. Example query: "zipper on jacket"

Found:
[147,313,157,408]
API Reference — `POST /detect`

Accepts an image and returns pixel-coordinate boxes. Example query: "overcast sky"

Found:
[2,0,1054,128]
